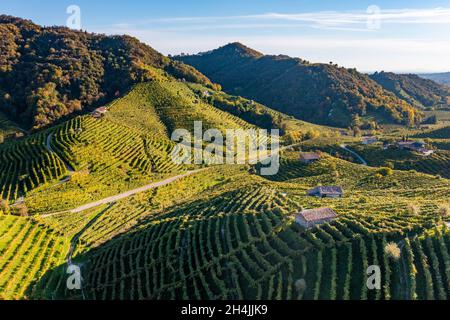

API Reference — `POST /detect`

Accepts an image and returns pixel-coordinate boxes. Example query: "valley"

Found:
[0,14,449,302]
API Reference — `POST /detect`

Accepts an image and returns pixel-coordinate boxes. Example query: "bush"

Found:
[384,242,401,260]
[376,167,393,177]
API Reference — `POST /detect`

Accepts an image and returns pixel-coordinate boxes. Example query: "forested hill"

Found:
[0,15,217,129]
[420,72,450,86]
[370,71,449,110]
[177,42,423,127]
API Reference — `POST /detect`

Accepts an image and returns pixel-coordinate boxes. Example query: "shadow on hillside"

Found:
[26,186,254,300]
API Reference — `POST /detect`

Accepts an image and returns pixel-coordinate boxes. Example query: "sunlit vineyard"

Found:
[1,76,450,301]
[38,180,446,300]
[1,11,450,304]
[26,155,449,300]
[0,133,67,200]
[0,215,68,300]
[415,126,450,139]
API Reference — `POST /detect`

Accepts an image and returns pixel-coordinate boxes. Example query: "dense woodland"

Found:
[370,71,449,110]
[178,42,425,127]
[0,15,216,129]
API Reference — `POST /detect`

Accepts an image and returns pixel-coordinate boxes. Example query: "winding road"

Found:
[41,141,302,217]
[340,144,368,166]
[42,168,207,217]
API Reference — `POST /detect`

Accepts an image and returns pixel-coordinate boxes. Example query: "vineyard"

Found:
[349,144,450,179]
[0,133,67,200]
[25,154,449,300]
[0,215,68,300]
[36,179,447,300]
[0,76,450,301]
[1,13,450,303]
[23,115,188,214]
[1,79,274,213]
[415,126,450,139]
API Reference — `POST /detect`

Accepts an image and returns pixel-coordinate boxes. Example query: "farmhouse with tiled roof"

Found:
[295,208,338,228]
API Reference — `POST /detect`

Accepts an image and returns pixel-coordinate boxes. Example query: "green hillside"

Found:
[1,15,450,303]
[23,155,450,300]
[415,126,450,139]
[0,72,336,214]
[0,53,448,302]
[187,83,334,143]
[421,72,450,86]
[0,15,217,129]
[177,43,422,127]
[370,72,449,110]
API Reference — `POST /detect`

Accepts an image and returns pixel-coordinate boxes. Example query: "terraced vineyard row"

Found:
[143,81,254,134]
[353,144,450,179]
[0,215,67,299]
[415,126,450,139]
[51,115,181,176]
[410,229,450,300]
[0,133,67,200]
[0,112,21,141]
[32,180,441,300]
[393,151,450,179]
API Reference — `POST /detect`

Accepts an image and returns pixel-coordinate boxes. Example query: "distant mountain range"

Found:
[1,16,447,130]
[177,42,425,127]
[370,72,449,110]
[420,72,450,86]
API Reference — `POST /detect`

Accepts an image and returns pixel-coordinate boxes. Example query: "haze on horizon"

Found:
[1,0,450,73]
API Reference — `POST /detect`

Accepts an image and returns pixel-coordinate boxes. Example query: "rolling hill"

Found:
[1,15,450,303]
[421,72,450,86]
[370,72,449,110]
[0,69,332,213]
[24,154,450,300]
[1,75,450,301]
[0,15,218,129]
[177,42,422,127]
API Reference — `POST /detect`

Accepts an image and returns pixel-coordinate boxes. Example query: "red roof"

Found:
[297,207,338,222]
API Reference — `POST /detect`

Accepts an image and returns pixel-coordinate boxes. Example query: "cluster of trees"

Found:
[198,89,283,131]
[178,42,424,127]
[0,15,215,129]
[370,71,449,110]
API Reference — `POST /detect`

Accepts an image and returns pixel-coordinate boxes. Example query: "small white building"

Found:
[308,186,344,198]
[92,107,107,119]
[362,136,377,145]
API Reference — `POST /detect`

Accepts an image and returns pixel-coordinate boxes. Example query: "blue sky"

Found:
[1,0,450,72]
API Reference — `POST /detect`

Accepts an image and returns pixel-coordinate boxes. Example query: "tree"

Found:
[0,200,10,215]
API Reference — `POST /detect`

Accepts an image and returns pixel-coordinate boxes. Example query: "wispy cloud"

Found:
[116,6,450,31]
[91,6,450,73]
